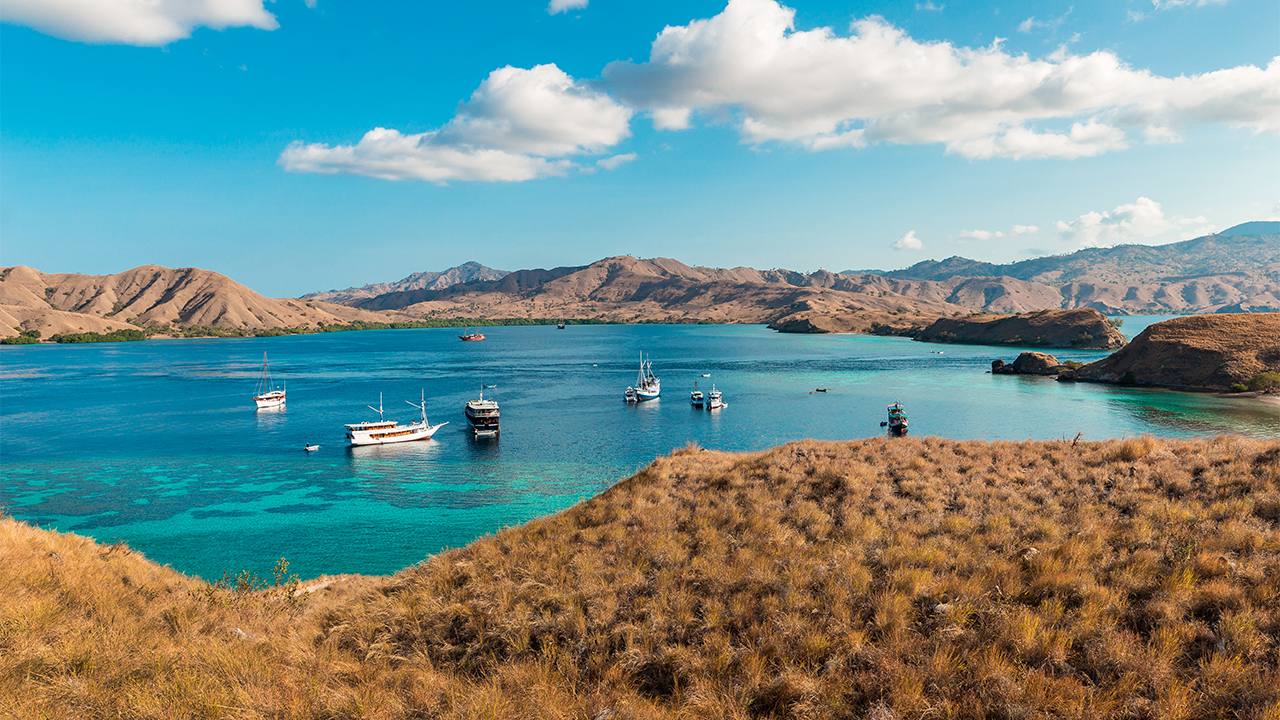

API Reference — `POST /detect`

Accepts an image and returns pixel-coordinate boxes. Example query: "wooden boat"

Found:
[883,402,908,435]
[458,328,486,341]
[345,391,447,446]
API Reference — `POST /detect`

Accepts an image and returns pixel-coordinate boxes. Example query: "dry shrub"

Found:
[4,435,1280,719]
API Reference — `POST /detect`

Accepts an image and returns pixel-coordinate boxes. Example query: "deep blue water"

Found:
[3,323,1277,581]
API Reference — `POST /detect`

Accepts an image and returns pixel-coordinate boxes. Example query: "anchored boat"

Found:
[458,328,486,341]
[465,385,500,437]
[883,402,908,435]
[707,384,726,410]
[625,353,661,401]
[345,391,447,446]
[690,380,705,407]
[252,352,286,409]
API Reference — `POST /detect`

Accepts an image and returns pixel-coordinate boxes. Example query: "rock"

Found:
[1011,351,1062,375]
[1069,313,1280,392]
[916,309,1127,349]
[991,359,1007,374]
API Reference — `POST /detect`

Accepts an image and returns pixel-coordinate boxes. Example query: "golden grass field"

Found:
[3,435,1279,719]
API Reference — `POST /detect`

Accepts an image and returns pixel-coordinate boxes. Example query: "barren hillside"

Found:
[0,265,412,339]
[5,436,1279,718]
[1064,313,1280,391]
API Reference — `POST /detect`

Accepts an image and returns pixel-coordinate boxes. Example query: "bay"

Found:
[3,323,1277,581]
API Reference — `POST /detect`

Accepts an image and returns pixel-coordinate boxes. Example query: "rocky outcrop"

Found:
[916,309,1126,349]
[992,352,1066,376]
[1059,313,1280,391]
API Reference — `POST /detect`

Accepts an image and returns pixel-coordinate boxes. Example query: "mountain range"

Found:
[3,223,1276,340]
[300,261,508,305]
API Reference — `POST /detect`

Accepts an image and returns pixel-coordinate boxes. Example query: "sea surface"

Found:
[3,322,1277,580]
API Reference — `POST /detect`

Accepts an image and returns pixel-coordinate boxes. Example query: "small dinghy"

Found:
[305,444,320,452]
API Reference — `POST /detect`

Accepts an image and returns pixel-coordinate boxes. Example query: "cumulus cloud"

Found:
[1,0,277,46]
[892,231,924,250]
[916,2,944,10]
[1054,197,1213,247]
[280,64,632,183]
[601,0,1280,159]
[1012,224,1039,235]
[597,152,637,170]
[548,0,588,14]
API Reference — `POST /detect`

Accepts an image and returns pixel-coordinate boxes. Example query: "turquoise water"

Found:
[2,323,1276,580]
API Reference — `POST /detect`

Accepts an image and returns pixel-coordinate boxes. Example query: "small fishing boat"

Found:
[345,391,447,446]
[882,402,908,435]
[465,385,500,437]
[458,328,486,341]
[701,373,711,378]
[625,353,661,401]
[253,352,286,409]
[690,381,704,407]
[557,322,566,329]
[707,384,725,410]
[304,443,320,452]
[814,388,828,393]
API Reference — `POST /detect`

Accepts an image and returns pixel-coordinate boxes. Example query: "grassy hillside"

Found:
[4,436,1280,718]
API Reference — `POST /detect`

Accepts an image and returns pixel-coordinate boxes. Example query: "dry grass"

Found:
[4,436,1280,718]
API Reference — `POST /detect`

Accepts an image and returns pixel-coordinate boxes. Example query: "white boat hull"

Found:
[254,391,286,409]
[347,421,447,446]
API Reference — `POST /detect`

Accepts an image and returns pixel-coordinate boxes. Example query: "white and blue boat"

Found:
[625,353,661,401]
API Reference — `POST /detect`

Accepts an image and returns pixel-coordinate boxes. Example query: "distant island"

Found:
[3,223,1277,343]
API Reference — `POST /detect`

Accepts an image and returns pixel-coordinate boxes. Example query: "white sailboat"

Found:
[345,391,447,446]
[625,352,660,401]
[253,352,286,409]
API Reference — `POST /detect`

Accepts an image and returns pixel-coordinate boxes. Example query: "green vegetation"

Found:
[0,329,41,345]
[1245,372,1280,393]
[49,329,146,344]
[1063,360,1084,370]
[4,436,1278,718]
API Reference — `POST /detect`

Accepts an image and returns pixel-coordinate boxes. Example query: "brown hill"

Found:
[915,309,1127,349]
[5,436,1279,718]
[1063,313,1280,391]
[0,265,412,339]
[357,256,972,326]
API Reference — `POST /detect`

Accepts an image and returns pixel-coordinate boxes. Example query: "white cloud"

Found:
[601,0,1280,160]
[892,231,924,250]
[1152,0,1228,8]
[1018,8,1072,34]
[959,229,1004,240]
[916,2,944,11]
[958,223,1040,240]
[280,64,632,183]
[548,0,588,14]
[1054,197,1213,247]
[597,152,637,170]
[0,0,277,46]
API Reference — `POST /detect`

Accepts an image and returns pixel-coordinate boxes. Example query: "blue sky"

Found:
[2,0,1277,297]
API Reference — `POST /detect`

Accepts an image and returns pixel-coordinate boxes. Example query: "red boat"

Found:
[458,328,486,341]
